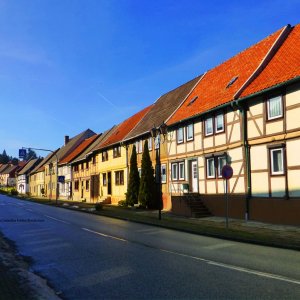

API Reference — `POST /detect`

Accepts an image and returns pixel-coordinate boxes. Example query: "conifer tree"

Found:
[126,145,140,206]
[138,140,155,208]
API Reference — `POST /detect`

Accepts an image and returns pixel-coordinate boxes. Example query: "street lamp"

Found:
[150,123,167,220]
[22,147,59,205]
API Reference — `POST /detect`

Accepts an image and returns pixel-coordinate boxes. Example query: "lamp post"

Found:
[150,123,167,220]
[22,147,59,205]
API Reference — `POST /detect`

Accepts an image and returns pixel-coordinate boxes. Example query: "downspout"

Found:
[235,100,251,221]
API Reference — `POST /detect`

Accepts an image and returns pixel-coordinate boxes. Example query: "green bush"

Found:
[10,189,18,196]
[95,202,103,211]
[118,200,128,207]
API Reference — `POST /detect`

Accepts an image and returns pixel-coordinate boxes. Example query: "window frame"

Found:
[270,148,284,175]
[177,127,184,144]
[86,180,90,191]
[74,180,79,190]
[148,137,152,151]
[138,140,143,154]
[115,170,124,185]
[113,146,121,158]
[267,95,283,121]
[215,113,225,134]
[206,157,216,179]
[171,163,178,181]
[102,173,107,186]
[161,164,167,183]
[178,161,185,180]
[205,117,214,136]
[217,156,227,178]
[186,123,194,141]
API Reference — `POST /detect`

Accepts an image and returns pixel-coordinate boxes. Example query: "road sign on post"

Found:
[58,176,65,183]
[19,149,27,159]
[222,165,233,229]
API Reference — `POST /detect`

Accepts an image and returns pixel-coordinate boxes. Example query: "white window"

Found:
[215,113,224,133]
[161,164,166,183]
[206,158,215,178]
[205,117,213,136]
[148,137,152,150]
[218,156,227,177]
[270,148,284,175]
[154,135,160,149]
[178,162,185,180]
[171,163,178,180]
[135,141,139,153]
[138,140,143,154]
[177,127,184,143]
[186,124,194,141]
[267,96,283,120]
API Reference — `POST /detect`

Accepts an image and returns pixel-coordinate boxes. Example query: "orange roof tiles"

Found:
[98,105,153,149]
[242,24,300,97]
[59,134,98,165]
[167,26,285,125]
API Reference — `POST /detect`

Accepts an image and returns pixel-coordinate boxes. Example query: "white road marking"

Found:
[159,248,300,286]
[82,228,127,242]
[44,215,70,224]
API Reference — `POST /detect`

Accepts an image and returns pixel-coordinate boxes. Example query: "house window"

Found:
[270,148,284,175]
[103,173,107,186]
[81,163,84,170]
[205,113,224,136]
[154,136,160,149]
[186,124,194,141]
[86,162,89,169]
[115,171,124,185]
[135,141,139,153]
[206,158,215,178]
[92,156,96,165]
[161,164,167,183]
[148,137,152,150]
[74,165,79,172]
[177,127,184,144]
[205,117,213,136]
[102,151,108,161]
[74,181,79,190]
[138,140,143,154]
[217,156,227,177]
[138,168,142,178]
[178,162,185,180]
[215,114,224,133]
[86,180,89,190]
[171,163,178,180]
[113,146,121,158]
[267,96,283,120]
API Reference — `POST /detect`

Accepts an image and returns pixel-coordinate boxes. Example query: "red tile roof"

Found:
[59,134,98,165]
[241,24,300,97]
[167,26,285,125]
[98,105,153,149]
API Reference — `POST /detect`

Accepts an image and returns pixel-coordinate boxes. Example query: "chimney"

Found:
[64,135,69,145]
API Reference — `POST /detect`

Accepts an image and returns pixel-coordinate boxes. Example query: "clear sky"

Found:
[0,0,299,158]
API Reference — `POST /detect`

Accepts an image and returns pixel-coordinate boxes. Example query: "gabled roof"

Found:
[167,25,289,125]
[0,164,10,174]
[71,126,117,164]
[242,24,300,97]
[125,76,201,141]
[97,106,152,150]
[48,129,96,163]
[30,150,59,174]
[17,158,42,175]
[2,165,18,175]
[59,135,98,165]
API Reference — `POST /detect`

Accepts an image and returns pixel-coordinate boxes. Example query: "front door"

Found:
[107,172,112,195]
[190,160,198,193]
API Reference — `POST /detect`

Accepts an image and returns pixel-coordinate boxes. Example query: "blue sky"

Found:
[0,0,299,158]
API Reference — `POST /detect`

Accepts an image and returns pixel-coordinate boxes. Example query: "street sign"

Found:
[19,149,27,159]
[58,176,65,183]
[221,165,233,180]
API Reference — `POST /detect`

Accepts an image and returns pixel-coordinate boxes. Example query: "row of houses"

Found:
[11,23,300,225]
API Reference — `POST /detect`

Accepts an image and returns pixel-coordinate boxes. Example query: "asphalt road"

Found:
[0,195,299,299]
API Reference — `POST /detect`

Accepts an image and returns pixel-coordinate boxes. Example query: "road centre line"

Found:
[159,248,300,286]
[44,215,70,224]
[82,228,127,242]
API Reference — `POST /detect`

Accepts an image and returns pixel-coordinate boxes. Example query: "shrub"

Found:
[10,189,18,196]
[95,202,103,211]
[118,200,128,207]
